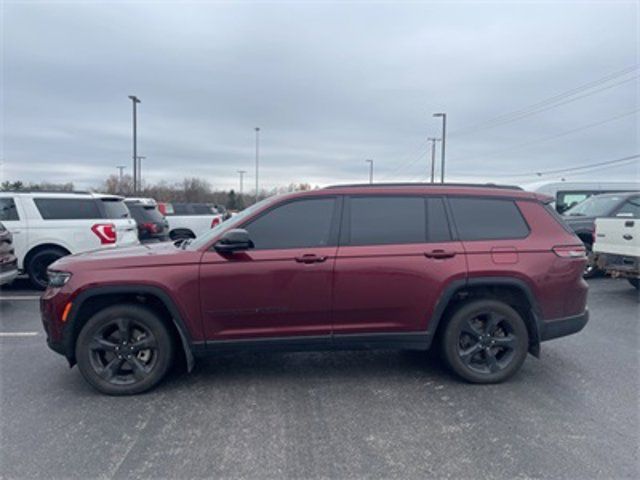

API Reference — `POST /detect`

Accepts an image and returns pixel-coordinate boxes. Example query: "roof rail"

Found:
[0,190,92,194]
[323,182,523,191]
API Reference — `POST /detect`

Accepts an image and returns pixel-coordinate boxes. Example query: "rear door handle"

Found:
[295,254,328,264]
[623,234,633,241]
[425,249,456,259]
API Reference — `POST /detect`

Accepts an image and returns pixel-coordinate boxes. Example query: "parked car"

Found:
[594,213,640,290]
[0,191,139,289]
[41,183,588,395]
[563,192,640,277]
[527,181,640,213]
[124,198,170,243]
[0,222,18,286]
[157,202,224,240]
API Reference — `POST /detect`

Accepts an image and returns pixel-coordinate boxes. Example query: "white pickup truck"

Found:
[594,212,640,290]
[157,202,225,241]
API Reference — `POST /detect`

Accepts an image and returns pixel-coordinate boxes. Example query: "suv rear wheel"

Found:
[442,299,529,383]
[26,247,68,290]
[76,305,174,395]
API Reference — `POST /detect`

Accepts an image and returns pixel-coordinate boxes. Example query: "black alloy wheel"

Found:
[443,300,529,383]
[76,305,173,395]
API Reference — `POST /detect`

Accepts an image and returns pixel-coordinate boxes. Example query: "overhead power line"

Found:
[450,108,640,164]
[491,154,640,179]
[449,65,639,137]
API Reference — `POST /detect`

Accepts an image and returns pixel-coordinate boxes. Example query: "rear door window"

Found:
[0,198,19,221]
[34,198,102,220]
[449,197,529,240]
[346,196,426,246]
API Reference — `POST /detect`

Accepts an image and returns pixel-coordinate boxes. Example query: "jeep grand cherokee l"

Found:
[41,184,589,395]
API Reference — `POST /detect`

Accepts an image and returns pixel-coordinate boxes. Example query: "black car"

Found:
[563,192,640,277]
[124,200,170,243]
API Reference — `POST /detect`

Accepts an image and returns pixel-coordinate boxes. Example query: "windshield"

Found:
[127,204,164,223]
[563,195,623,217]
[186,196,280,249]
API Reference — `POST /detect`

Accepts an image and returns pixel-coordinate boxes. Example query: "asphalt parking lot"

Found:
[0,278,638,480]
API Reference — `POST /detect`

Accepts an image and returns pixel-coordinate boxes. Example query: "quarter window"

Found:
[34,198,102,220]
[449,197,529,240]
[244,198,336,250]
[0,198,19,221]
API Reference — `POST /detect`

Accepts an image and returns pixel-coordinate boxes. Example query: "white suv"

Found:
[0,191,139,289]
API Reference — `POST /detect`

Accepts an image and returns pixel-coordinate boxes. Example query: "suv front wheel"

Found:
[76,305,174,395]
[442,300,529,383]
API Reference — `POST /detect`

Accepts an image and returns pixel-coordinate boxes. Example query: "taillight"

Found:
[552,245,586,258]
[211,217,221,228]
[91,223,117,245]
[158,203,167,215]
[142,222,159,233]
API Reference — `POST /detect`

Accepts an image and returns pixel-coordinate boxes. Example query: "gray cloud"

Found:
[2,1,638,190]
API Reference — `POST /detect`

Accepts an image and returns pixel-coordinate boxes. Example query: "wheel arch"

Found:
[64,285,197,371]
[24,243,71,270]
[428,277,543,357]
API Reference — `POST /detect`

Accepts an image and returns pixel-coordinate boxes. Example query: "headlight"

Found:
[47,270,72,288]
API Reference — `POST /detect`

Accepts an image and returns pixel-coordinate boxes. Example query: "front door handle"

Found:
[625,221,635,227]
[295,254,328,264]
[425,249,456,259]
[623,234,633,241]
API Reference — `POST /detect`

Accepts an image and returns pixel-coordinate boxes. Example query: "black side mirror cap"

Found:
[214,229,254,253]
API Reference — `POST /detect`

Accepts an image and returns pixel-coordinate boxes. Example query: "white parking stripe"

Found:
[0,296,41,301]
[0,332,39,337]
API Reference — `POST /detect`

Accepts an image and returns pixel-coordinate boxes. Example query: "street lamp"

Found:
[427,138,441,183]
[128,95,141,193]
[116,165,126,181]
[254,127,260,203]
[365,159,374,184]
[237,170,247,195]
[433,113,447,183]
[136,156,146,191]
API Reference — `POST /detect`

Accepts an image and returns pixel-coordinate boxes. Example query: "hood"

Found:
[50,241,199,272]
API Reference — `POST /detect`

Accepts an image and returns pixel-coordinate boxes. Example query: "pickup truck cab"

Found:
[158,202,224,241]
[593,195,640,289]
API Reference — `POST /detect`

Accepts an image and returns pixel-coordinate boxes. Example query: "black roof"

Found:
[323,182,523,191]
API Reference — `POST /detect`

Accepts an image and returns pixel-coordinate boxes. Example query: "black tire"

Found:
[76,304,174,395]
[583,243,600,279]
[26,247,68,290]
[629,278,639,290]
[169,229,195,241]
[442,299,529,384]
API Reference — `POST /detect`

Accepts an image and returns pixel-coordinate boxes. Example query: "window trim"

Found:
[237,195,343,251]
[444,195,531,242]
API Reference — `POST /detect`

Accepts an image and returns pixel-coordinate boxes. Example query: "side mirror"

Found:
[214,229,254,253]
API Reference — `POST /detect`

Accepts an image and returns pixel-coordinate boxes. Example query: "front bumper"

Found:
[540,309,589,341]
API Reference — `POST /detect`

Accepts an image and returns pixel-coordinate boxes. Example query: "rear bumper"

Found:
[540,309,589,341]
[597,253,640,278]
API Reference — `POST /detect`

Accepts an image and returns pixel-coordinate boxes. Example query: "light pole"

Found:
[128,95,141,193]
[116,165,126,181]
[365,159,374,184]
[254,127,260,203]
[433,113,447,183]
[135,156,146,192]
[237,170,247,195]
[427,138,441,183]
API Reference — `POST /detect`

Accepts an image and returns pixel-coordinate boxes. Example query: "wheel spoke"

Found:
[460,321,482,339]
[127,356,150,380]
[98,357,123,381]
[130,336,156,352]
[459,343,482,365]
[116,317,131,343]
[492,334,517,351]
[484,348,499,373]
[484,313,501,335]
[89,337,118,352]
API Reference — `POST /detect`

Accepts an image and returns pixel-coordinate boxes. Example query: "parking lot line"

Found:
[0,296,41,301]
[0,332,39,337]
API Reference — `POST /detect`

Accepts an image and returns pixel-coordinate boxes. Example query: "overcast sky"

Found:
[2,0,638,191]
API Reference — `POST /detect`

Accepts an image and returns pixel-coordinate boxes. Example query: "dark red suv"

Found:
[41,184,589,395]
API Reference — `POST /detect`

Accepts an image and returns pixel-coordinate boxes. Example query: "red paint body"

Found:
[41,186,588,356]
